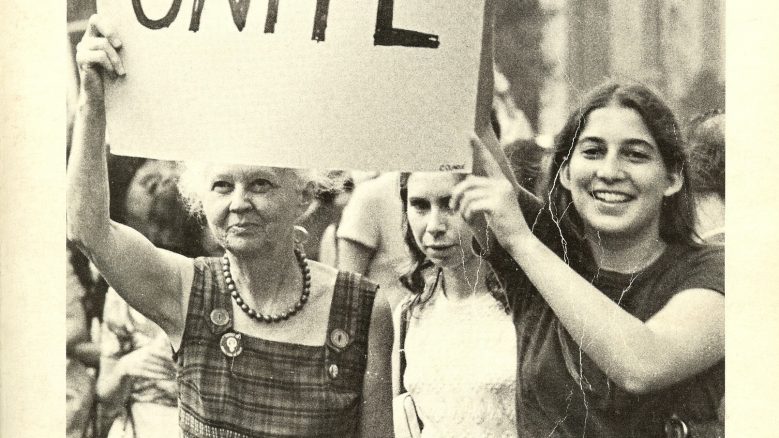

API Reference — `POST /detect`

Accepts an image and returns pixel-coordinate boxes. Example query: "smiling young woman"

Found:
[559,106,683,252]
[451,82,724,437]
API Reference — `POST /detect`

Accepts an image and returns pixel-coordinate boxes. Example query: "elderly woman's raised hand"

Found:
[75,14,125,103]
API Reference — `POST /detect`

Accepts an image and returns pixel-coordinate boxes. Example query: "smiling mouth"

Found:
[591,190,634,204]
[228,223,261,232]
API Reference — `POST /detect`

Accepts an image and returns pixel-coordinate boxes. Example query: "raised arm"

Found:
[451,136,724,394]
[67,14,193,347]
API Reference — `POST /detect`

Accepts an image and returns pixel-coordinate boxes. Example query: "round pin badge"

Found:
[210,308,230,326]
[329,328,350,349]
[328,364,339,379]
[220,332,243,358]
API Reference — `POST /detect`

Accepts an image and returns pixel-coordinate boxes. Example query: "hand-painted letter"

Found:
[132,0,184,29]
[189,0,253,32]
[374,0,439,48]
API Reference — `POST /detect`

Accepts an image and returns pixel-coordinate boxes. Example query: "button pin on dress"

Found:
[210,308,231,326]
[220,332,243,358]
[330,328,350,349]
[328,364,339,379]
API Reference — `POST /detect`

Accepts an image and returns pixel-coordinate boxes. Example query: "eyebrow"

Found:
[577,136,657,149]
[408,195,452,205]
[207,173,233,181]
[576,136,606,145]
[208,169,278,181]
[622,138,656,149]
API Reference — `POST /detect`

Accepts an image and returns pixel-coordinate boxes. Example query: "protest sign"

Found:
[100,0,487,171]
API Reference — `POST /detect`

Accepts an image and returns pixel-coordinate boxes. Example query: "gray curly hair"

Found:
[176,162,343,218]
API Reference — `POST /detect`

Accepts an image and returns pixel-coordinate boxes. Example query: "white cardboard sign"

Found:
[100,0,486,171]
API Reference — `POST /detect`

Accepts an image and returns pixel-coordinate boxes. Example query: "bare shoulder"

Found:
[308,259,339,291]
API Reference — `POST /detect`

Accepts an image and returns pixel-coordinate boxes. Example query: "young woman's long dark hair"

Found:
[398,173,509,314]
[547,81,699,246]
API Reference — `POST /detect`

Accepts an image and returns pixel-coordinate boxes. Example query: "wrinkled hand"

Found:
[75,14,125,104]
[451,136,530,247]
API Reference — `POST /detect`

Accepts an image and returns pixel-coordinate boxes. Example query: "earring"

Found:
[293,225,310,246]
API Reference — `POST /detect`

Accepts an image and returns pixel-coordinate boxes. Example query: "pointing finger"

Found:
[470,133,521,191]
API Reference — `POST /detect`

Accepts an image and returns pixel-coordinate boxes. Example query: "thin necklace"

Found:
[221,248,311,323]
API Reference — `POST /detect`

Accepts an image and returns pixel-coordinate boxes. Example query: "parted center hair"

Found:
[548,81,699,246]
[398,172,509,314]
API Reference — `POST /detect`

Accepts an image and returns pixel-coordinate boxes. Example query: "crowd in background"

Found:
[65,2,726,438]
[66,98,725,438]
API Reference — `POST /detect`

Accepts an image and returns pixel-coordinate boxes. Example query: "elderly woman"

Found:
[68,14,392,438]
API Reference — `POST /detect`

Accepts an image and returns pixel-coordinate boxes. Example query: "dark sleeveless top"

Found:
[176,257,378,437]
[479,191,725,437]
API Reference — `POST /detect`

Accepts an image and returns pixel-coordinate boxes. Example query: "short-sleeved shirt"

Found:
[337,173,410,310]
[480,192,725,437]
[176,257,378,438]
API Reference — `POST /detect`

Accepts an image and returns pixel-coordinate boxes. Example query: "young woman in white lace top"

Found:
[392,172,517,438]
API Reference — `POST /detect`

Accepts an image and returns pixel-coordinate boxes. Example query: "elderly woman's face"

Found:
[200,164,307,256]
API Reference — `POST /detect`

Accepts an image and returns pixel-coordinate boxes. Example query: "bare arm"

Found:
[452,136,725,394]
[337,239,374,276]
[502,236,723,393]
[359,289,393,438]
[67,14,193,347]
[336,175,382,274]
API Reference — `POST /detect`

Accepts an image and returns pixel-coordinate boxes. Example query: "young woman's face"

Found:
[200,164,307,256]
[406,172,475,268]
[560,106,682,240]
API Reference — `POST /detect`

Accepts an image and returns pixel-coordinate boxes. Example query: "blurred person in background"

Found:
[685,109,725,244]
[337,172,410,311]
[97,160,205,438]
[67,244,100,438]
[503,138,552,198]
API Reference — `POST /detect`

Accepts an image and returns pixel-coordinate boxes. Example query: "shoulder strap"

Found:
[326,271,377,348]
[398,305,410,393]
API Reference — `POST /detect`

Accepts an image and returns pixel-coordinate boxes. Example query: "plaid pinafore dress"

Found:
[176,257,378,437]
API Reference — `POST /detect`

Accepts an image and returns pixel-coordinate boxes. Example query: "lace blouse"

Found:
[403,290,517,438]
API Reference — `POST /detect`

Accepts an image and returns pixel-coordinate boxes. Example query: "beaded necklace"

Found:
[221,248,311,323]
